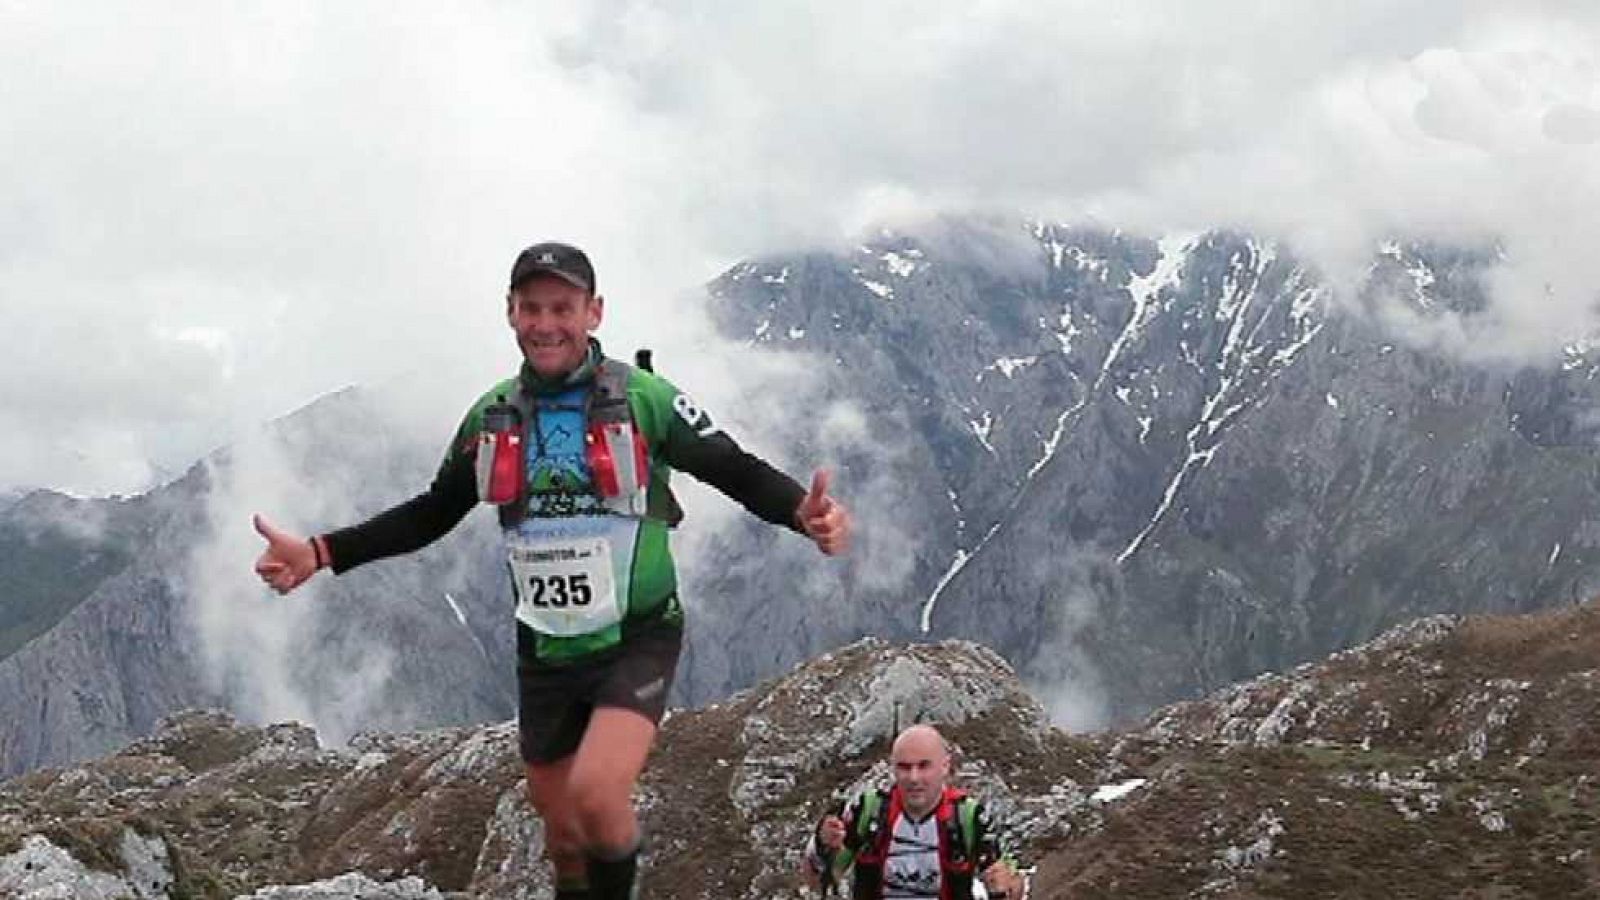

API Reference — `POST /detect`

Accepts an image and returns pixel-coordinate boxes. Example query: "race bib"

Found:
[508,535,622,636]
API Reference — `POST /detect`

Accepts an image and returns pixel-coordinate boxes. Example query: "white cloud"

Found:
[1024,546,1113,732]
[3,1,1599,492]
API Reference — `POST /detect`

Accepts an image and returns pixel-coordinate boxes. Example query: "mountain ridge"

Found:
[5,218,1600,780]
[4,600,1598,898]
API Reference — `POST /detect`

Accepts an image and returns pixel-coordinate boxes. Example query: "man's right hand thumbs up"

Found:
[253,514,321,595]
[796,469,851,556]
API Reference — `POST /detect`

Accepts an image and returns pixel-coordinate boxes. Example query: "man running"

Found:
[805,724,1025,899]
[254,240,851,900]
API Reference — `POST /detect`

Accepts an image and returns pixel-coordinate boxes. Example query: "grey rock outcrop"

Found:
[6,603,1600,897]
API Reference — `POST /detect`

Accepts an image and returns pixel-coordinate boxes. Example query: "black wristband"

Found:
[309,537,325,569]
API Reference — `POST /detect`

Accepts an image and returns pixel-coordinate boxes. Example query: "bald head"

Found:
[890,725,951,817]
[892,724,949,762]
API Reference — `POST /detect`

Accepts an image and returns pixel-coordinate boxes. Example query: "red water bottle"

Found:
[586,421,649,500]
[476,397,525,505]
[587,422,619,498]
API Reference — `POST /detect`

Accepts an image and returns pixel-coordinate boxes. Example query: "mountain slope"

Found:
[4,602,1599,898]
[0,489,153,663]
[5,219,1600,780]
[0,391,520,778]
[706,224,1600,721]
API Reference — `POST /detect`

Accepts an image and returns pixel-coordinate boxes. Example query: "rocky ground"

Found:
[4,601,1600,898]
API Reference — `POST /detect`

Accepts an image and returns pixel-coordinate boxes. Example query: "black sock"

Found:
[586,846,639,900]
[554,878,591,900]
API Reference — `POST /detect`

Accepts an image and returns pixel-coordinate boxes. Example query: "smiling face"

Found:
[507,275,603,379]
[891,725,952,818]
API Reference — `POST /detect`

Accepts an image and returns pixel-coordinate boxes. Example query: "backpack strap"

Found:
[496,383,538,529]
[937,788,977,873]
[848,787,893,866]
[933,789,980,900]
[958,796,979,863]
[595,356,685,526]
[590,358,633,425]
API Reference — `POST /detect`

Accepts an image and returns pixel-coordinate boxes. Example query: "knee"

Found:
[566,769,630,834]
[540,811,588,873]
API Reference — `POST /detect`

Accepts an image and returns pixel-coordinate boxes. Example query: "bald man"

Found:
[804,725,1026,899]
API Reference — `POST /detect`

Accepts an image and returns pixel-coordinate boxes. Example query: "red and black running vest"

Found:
[846,785,978,900]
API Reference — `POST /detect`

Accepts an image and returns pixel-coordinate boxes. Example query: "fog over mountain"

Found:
[4,4,1600,497]
[5,218,1600,779]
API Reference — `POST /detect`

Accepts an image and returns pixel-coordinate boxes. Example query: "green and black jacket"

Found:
[321,340,806,660]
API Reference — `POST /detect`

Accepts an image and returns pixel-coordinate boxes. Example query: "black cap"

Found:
[509,241,596,294]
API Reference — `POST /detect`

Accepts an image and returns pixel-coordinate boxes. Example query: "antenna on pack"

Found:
[892,701,901,738]
[635,348,654,373]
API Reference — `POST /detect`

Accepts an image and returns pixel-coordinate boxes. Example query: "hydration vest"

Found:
[493,355,684,529]
[846,785,980,900]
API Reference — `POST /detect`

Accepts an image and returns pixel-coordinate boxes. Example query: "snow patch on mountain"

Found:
[882,251,919,278]
[1032,233,1193,480]
[981,356,1039,380]
[860,279,893,300]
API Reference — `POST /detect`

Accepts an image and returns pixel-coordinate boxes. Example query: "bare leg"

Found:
[568,706,657,851]
[568,707,658,899]
[526,756,588,890]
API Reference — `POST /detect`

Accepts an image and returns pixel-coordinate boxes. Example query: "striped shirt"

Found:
[882,809,942,898]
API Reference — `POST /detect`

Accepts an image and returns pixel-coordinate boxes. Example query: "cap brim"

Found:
[511,266,591,292]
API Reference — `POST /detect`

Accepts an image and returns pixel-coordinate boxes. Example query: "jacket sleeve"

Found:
[320,424,480,574]
[639,376,807,532]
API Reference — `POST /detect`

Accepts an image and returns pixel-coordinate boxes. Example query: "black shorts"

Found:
[516,618,683,764]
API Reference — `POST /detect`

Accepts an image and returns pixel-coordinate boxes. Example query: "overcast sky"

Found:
[5,1,1600,495]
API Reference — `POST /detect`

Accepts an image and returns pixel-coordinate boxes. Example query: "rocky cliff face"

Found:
[703,223,1600,722]
[0,393,520,778]
[6,219,1600,779]
[5,601,1600,898]
[0,472,221,778]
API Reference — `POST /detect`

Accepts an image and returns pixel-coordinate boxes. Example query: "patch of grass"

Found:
[166,839,248,900]
[1290,742,1423,773]
[37,819,126,875]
